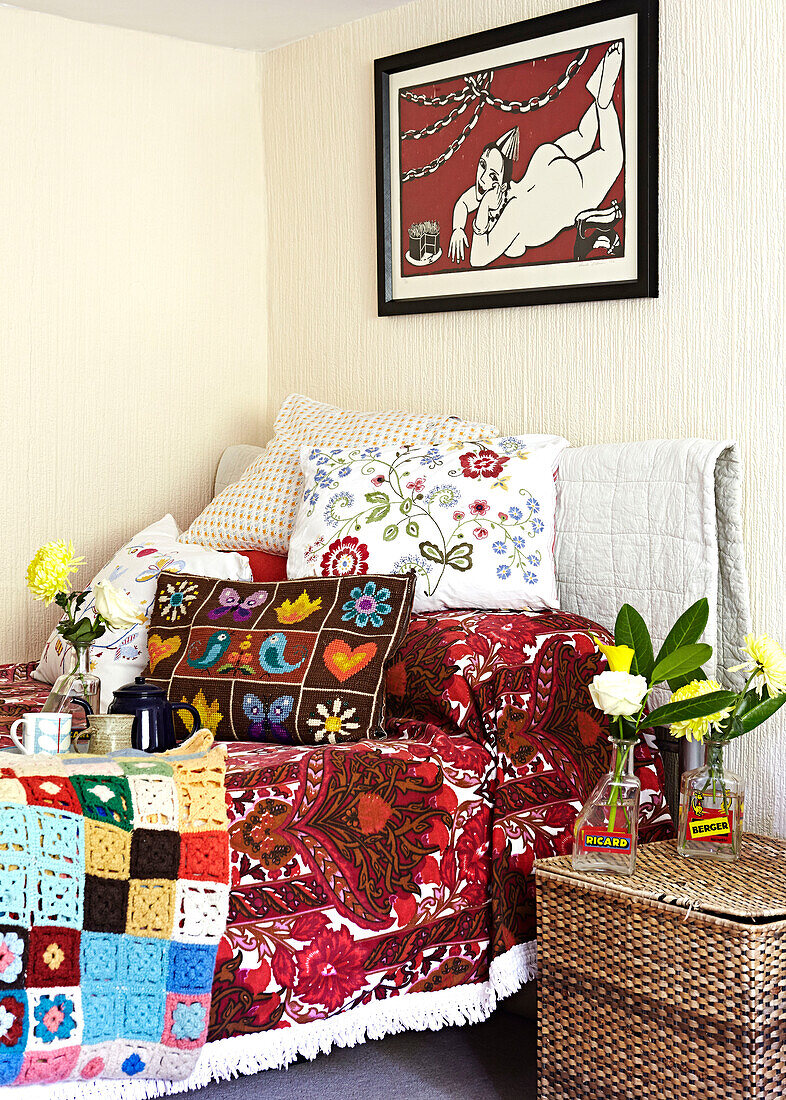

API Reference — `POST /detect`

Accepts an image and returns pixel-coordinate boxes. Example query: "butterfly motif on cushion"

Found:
[242,693,294,743]
[134,555,187,584]
[208,587,269,622]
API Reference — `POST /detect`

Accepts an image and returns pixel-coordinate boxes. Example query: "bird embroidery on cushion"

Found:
[187,630,232,669]
[258,632,306,675]
[242,693,294,742]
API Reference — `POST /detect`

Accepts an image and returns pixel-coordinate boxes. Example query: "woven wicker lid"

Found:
[536,834,786,922]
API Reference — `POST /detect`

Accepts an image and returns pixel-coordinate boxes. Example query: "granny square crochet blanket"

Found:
[0,732,229,1086]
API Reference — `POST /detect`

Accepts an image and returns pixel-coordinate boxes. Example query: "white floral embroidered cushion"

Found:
[287,436,569,613]
[33,515,253,708]
[180,393,497,555]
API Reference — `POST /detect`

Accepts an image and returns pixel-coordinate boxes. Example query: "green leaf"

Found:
[399,499,412,515]
[655,598,709,667]
[444,542,473,572]
[364,491,390,523]
[419,541,445,565]
[650,644,712,685]
[405,520,419,538]
[614,604,654,678]
[638,691,738,729]
[735,691,786,734]
[668,667,708,692]
[382,525,398,542]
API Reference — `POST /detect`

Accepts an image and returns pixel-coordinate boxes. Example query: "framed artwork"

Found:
[374,0,658,315]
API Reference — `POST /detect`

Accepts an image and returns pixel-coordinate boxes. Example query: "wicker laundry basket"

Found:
[535,835,786,1100]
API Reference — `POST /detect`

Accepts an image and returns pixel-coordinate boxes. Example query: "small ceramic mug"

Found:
[10,712,75,754]
[74,714,135,755]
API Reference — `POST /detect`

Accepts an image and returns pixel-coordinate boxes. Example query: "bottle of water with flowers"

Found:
[670,634,786,862]
[26,540,141,713]
[573,599,739,876]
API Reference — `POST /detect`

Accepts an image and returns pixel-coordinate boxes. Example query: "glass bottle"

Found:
[572,736,641,876]
[42,643,101,716]
[677,737,743,861]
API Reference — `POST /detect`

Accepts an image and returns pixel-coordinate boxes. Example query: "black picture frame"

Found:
[374,0,658,316]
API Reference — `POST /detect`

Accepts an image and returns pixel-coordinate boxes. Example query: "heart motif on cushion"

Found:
[148,633,181,673]
[323,639,378,682]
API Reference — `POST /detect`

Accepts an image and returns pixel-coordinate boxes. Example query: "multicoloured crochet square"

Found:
[0,734,229,1084]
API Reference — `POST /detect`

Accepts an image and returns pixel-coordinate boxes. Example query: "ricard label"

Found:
[579,829,633,853]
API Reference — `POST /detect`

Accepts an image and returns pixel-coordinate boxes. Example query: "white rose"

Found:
[93,580,141,630]
[589,670,648,717]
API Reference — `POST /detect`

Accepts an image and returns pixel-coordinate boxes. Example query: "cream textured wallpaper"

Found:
[0,8,267,660]
[258,0,786,833]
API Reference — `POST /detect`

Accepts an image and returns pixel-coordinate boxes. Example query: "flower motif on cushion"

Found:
[458,448,509,480]
[122,1054,146,1076]
[172,1001,206,1041]
[33,994,76,1043]
[392,554,432,578]
[526,496,540,513]
[473,527,488,540]
[497,564,512,580]
[531,518,545,534]
[418,446,443,469]
[492,540,506,555]
[183,689,223,734]
[405,478,425,493]
[0,997,25,1047]
[371,475,386,487]
[306,700,360,744]
[424,484,459,508]
[324,492,354,528]
[523,571,537,585]
[42,942,65,972]
[320,537,369,577]
[508,506,523,522]
[158,579,199,622]
[0,932,25,985]
[512,535,527,550]
[295,926,367,1011]
[469,500,489,517]
[341,582,392,628]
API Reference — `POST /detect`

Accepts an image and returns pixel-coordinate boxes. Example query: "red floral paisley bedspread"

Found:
[0,610,673,1055]
[384,609,674,958]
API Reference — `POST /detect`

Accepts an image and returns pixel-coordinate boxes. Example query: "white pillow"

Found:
[287,436,569,613]
[33,515,253,708]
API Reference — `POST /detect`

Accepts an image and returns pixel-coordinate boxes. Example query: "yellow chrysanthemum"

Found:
[26,540,84,604]
[730,634,786,698]
[669,679,733,742]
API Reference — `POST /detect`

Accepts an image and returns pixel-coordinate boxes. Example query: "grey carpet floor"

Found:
[188,1010,536,1100]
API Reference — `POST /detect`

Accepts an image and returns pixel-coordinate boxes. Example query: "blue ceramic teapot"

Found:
[108,677,200,753]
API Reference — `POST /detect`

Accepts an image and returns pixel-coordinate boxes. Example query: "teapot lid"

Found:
[113,676,167,700]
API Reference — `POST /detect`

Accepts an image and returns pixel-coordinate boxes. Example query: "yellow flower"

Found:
[26,541,84,604]
[43,942,65,971]
[185,689,223,734]
[591,635,635,674]
[730,634,786,697]
[668,679,733,742]
[275,591,322,625]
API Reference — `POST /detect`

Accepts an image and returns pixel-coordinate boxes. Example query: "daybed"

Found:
[0,436,748,1095]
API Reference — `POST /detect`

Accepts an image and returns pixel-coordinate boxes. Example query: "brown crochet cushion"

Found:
[145,571,415,744]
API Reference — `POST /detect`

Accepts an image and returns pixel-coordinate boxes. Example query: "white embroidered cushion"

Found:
[287,435,569,613]
[180,393,497,555]
[33,515,253,709]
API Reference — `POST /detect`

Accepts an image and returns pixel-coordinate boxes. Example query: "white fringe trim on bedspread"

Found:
[17,940,536,1100]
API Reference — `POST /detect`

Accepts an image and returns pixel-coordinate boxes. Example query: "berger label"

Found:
[688,814,732,841]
